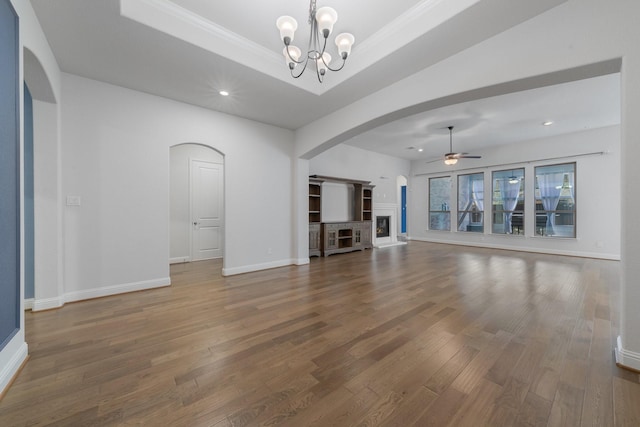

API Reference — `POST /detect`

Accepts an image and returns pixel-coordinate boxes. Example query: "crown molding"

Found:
[120,0,326,95]
[135,0,280,64]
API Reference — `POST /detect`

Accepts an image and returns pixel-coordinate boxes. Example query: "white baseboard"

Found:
[410,236,620,261]
[294,257,310,266]
[374,241,407,249]
[24,298,34,311]
[64,277,171,304]
[0,338,28,395]
[170,256,190,264]
[33,295,65,311]
[32,277,171,311]
[615,336,640,372]
[222,259,295,276]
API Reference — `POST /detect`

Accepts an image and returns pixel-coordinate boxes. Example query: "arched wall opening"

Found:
[23,47,61,311]
[297,60,621,161]
[169,143,225,268]
[396,175,408,238]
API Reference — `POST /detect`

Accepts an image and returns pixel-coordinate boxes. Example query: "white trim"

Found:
[410,236,620,261]
[615,336,640,372]
[375,241,408,249]
[118,0,312,93]
[170,256,189,264]
[294,258,310,266]
[33,295,65,311]
[64,277,171,304]
[222,259,295,276]
[32,277,171,311]
[24,298,34,311]
[0,339,28,395]
[357,0,445,55]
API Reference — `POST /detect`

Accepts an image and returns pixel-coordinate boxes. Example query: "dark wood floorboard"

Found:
[1,242,639,426]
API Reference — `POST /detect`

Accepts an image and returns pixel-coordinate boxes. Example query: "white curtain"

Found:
[537,172,564,235]
[458,179,471,211]
[499,179,520,233]
[458,176,472,230]
[568,172,575,201]
[472,179,484,212]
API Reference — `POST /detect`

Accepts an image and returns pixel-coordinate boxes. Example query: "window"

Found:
[458,173,484,232]
[429,176,451,230]
[535,163,575,237]
[492,169,524,234]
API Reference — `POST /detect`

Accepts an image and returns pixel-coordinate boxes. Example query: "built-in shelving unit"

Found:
[309,180,322,223]
[308,178,324,257]
[309,175,374,257]
[355,184,374,222]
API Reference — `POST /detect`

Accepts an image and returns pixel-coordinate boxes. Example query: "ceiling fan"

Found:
[441,126,481,165]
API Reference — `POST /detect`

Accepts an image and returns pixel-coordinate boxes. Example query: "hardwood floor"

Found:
[1,242,639,426]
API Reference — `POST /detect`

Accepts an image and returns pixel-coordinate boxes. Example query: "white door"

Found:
[191,160,223,260]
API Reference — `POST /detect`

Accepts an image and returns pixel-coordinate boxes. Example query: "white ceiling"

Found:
[28,0,618,160]
[345,73,621,161]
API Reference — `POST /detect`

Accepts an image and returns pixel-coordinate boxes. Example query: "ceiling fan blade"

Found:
[458,155,482,159]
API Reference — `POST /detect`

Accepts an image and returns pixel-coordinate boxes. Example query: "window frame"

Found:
[534,162,576,238]
[428,176,452,231]
[491,168,525,235]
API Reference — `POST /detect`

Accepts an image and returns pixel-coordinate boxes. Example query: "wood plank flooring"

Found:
[1,242,639,426]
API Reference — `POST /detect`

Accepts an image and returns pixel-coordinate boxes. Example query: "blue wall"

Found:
[0,0,20,350]
[24,83,34,300]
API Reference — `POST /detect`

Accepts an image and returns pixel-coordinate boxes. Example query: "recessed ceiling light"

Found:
[219,90,229,96]
[542,121,553,126]
[418,148,423,152]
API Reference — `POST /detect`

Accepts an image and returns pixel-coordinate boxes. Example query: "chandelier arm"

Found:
[323,57,347,72]
[290,58,311,79]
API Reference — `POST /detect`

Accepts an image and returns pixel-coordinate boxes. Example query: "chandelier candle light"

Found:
[276,0,355,82]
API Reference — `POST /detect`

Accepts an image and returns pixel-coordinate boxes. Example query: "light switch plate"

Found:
[66,195,81,206]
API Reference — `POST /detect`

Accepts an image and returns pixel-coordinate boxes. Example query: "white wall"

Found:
[169,144,223,263]
[61,73,295,295]
[310,143,411,207]
[409,126,620,259]
[33,99,62,302]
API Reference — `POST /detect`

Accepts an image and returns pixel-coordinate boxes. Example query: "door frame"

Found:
[169,143,225,265]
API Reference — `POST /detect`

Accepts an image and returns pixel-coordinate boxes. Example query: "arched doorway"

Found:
[23,47,59,310]
[169,143,225,264]
[396,175,408,238]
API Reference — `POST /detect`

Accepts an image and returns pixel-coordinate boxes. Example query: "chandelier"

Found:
[276,0,355,82]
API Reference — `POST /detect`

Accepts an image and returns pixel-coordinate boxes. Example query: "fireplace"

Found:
[376,216,390,238]
[373,203,405,248]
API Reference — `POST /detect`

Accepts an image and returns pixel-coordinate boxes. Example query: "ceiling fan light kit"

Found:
[444,157,458,165]
[276,0,355,82]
